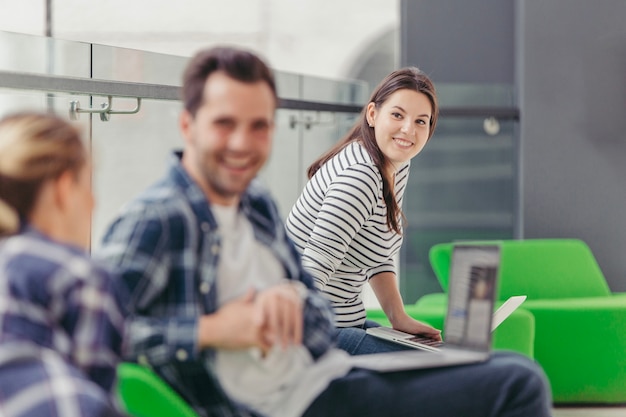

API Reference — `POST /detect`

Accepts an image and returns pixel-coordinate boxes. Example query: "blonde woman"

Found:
[0,112,126,417]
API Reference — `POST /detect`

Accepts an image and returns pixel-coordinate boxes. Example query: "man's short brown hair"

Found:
[181,46,277,116]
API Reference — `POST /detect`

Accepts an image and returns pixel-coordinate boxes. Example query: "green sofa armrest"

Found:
[523,296,626,403]
[116,363,199,417]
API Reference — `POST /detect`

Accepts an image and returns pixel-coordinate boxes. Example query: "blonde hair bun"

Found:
[0,198,19,236]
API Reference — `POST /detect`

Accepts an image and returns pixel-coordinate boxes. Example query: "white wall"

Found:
[0,0,398,80]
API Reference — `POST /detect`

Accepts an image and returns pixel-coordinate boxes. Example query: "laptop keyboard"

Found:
[407,335,444,348]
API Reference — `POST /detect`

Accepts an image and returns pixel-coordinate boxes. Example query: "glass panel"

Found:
[298,73,367,194]
[299,111,360,180]
[259,108,301,219]
[89,44,184,247]
[275,71,300,101]
[0,31,90,77]
[0,90,91,132]
[301,74,369,105]
[91,44,187,84]
[262,73,366,220]
[261,113,361,220]
[259,71,301,219]
[91,99,182,248]
[399,114,517,303]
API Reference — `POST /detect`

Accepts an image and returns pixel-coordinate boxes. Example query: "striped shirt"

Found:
[286,141,409,327]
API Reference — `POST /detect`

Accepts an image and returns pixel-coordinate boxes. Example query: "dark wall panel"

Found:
[401,0,515,83]
[519,0,626,291]
[401,0,626,291]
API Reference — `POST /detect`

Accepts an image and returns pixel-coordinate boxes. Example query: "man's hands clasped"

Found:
[198,282,304,354]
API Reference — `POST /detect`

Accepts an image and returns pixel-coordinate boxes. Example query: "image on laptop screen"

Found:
[444,245,500,350]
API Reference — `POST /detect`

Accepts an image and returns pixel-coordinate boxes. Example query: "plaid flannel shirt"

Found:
[96,154,336,417]
[0,228,126,417]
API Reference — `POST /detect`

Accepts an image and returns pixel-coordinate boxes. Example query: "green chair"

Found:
[423,239,626,404]
[116,363,199,417]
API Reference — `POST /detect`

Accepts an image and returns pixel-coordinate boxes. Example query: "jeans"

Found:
[335,319,414,355]
[303,351,553,417]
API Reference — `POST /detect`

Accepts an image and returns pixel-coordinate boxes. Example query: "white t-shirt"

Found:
[211,204,351,417]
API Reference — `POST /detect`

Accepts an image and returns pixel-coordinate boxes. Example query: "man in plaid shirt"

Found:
[97,47,552,417]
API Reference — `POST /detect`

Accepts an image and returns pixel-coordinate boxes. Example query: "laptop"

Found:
[365,295,527,352]
[349,244,508,372]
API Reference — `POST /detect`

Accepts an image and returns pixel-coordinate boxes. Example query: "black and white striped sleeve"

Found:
[300,163,380,289]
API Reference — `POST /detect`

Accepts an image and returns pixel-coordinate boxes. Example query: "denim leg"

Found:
[362,319,382,329]
[334,323,414,355]
[303,351,552,417]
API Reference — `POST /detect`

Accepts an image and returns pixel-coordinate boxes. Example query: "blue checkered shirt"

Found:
[96,154,336,417]
[0,228,126,417]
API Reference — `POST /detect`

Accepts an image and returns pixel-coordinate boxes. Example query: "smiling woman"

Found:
[285,67,441,355]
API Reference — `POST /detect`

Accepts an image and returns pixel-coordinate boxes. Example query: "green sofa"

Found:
[422,238,626,404]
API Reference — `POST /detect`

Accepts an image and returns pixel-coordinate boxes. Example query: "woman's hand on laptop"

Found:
[392,315,442,342]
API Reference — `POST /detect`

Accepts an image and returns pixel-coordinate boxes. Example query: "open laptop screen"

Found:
[444,245,501,351]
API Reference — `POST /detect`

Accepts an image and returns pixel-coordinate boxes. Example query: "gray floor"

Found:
[552,407,626,416]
